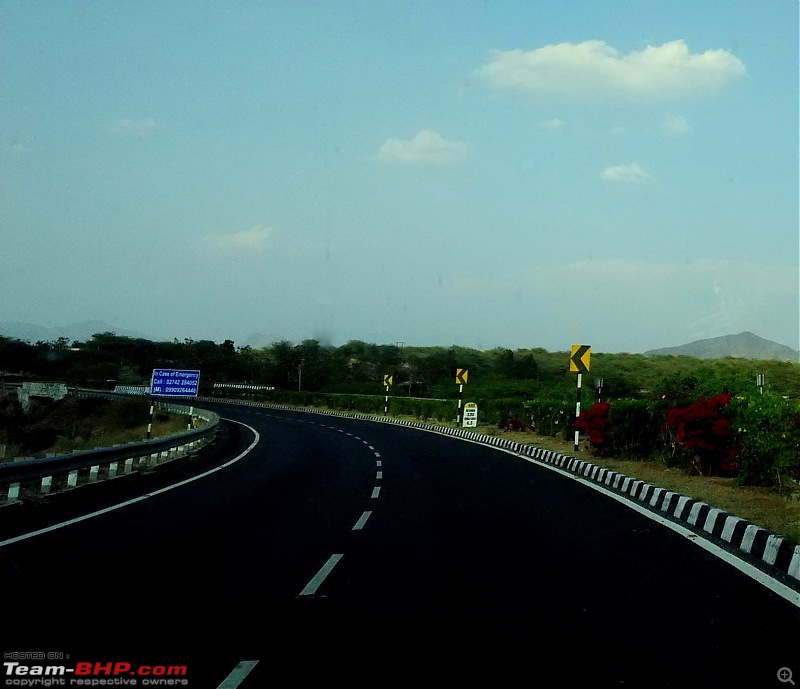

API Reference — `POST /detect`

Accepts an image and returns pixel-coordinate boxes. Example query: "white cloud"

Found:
[600,163,653,183]
[378,130,468,164]
[113,118,158,135]
[662,114,693,134]
[204,225,273,252]
[475,39,745,104]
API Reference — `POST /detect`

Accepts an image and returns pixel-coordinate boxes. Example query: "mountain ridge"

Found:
[643,331,799,362]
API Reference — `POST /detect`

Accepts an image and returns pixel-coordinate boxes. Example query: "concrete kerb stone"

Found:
[203,397,800,587]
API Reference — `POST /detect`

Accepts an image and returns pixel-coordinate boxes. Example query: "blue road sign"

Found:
[150,369,200,397]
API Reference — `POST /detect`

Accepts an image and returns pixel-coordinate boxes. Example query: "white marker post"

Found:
[455,369,468,425]
[575,373,582,452]
[569,345,591,454]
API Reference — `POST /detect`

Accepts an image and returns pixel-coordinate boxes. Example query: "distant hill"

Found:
[644,331,799,362]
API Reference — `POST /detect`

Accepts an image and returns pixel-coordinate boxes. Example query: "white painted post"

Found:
[8,483,20,502]
[41,476,52,495]
[89,465,99,482]
[124,458,134,474]
[67,470,78,488]
[109,461,118,478]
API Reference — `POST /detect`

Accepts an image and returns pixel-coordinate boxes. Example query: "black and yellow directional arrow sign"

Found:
[383,374,393,386]
[569,345,591,374]
[455,368,468,385]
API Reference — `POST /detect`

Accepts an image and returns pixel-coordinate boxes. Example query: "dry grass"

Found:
[48,415,191,454]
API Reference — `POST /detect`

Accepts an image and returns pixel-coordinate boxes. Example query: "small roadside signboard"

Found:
[151,369,200,397]
[462,402,478,428]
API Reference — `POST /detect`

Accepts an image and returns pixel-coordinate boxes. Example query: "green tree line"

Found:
[2,332,798,487]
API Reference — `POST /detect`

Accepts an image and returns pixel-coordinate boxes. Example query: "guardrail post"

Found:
[89,465,100,482]
[109,461,118,478]
[8,482,20,502]
[67,470,78,488]
[124,458,133,474]
[41,476,52,495]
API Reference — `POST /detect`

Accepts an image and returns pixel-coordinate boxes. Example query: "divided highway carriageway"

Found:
[0,399,798,689]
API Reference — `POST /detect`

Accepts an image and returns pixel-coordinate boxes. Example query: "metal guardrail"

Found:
[0,393,219,505]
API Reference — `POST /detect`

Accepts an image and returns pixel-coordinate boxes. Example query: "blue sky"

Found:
[2,1,797,353]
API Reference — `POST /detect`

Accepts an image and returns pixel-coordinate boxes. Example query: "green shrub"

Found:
[727,393,800,487]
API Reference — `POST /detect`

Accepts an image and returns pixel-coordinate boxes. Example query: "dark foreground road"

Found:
[1,401,798,688]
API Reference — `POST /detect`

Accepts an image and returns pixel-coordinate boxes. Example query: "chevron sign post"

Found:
[455,368,468,425]
[569,345,591,452]
[383,374,393,416]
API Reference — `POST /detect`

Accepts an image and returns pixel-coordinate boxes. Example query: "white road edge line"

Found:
[216,660,259,689]
[0,419,260,549]
[511,444,800,609]
[404,425,800,609]
[299,553,343,595]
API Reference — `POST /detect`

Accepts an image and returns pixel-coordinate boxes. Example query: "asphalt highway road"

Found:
[1,400,798,688]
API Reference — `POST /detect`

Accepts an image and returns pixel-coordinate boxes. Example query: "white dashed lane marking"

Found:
[216,660,259,689]
[299,554,344,596]
[371,487,381,499]
[352,511,372,530]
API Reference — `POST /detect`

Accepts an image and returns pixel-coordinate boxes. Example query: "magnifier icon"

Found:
[778,667,795,685]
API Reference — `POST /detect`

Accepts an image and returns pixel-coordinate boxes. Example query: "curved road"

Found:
[1,400,798,688]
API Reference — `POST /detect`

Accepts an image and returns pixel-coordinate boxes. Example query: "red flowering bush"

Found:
[574,402,612,454]
[662,393,738,477]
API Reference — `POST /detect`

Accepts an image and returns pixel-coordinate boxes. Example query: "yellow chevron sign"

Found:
[383,374,393,386]
[455,368,468,385]
[569,345,591,373]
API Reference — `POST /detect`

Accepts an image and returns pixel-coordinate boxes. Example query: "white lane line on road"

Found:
[399,423,800,608]
[495,444,800,609]
[371,486,381,498]
[0,420,261,549]
[352,511,372,530]
[376,471,383,480]
[374,452,381,458]
[368,445,375,450]
[299,554,343,596]
[376,460,382,467]
[217,660,259,689]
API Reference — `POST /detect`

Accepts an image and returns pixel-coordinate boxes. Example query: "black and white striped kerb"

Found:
[112,385,150,395]
[213,383,275,391]
[197,396,800,586]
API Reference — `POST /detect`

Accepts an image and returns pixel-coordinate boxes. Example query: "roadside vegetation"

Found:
[0,392,190,461]
[1,331,798,541]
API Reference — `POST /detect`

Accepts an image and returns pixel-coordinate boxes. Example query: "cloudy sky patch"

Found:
[378,130,468,164]
[112,118,158,135]
[1,3,795,353]
[204,225,273,253]
[476,39,745,104]
[601,163,654,183]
